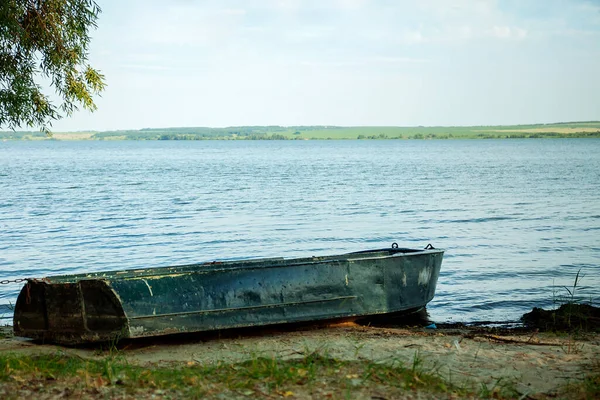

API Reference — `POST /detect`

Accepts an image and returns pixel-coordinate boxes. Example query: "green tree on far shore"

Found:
[0,0,105,133]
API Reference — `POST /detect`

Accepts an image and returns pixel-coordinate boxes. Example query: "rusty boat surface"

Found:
[13,244,444,344]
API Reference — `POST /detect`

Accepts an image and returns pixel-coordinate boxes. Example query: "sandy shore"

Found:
[1,322,598,398]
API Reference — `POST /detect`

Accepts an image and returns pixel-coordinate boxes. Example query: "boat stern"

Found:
[13,279,129,345]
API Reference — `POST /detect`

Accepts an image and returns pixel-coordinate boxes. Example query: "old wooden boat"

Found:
[13,244,444,344]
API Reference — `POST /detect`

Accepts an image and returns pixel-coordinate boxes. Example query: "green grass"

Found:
[3,344,599,399]
[0,350,519,399]
[2,121,600,141]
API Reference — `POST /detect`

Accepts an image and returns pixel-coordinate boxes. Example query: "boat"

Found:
[13,243,444,344]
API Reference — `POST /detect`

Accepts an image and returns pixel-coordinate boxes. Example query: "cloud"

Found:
[219,8,246,15]
[127,3,247,48]
[488,26,528,40]
[295,56,429,68]
[401,30,426,45]
[334,0,367,10]
[49,0,600,131]
[374,56,430,64]
[119,64,173,72]
[284,26,335,42]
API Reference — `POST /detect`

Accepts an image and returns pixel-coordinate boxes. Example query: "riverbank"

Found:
[2,121,600,140]
[1,317,599,399]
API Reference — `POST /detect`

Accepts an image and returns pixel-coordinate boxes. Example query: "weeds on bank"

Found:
[0,302,14,337]
[477,377,521,400]
[0,318,8,337]
[558,360,600,400]
[554,269,585,327]
[561,338,585,355]
[554,269,600,333]
[524,269,599,333]
[0,350,509,399]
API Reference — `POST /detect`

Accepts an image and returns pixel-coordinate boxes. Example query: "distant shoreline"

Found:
[2,121,600,141]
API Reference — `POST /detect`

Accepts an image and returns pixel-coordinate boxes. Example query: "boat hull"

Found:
[13,246,444,344]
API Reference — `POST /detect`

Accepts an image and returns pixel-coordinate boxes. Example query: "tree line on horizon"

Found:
[2,123,600,141]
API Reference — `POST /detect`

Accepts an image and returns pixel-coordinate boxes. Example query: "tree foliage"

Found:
[0,0,105,132]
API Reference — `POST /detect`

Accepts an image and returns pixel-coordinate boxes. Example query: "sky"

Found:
[49,0,600,131]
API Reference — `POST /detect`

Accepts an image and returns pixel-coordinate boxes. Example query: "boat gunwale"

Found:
[37,248,445,284]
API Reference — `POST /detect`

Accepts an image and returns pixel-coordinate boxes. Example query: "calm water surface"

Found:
[1,139,599,324]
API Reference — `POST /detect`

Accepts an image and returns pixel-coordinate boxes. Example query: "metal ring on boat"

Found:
[391,242,399,249]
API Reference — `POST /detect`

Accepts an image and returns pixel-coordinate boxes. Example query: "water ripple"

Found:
[0,139,599,323]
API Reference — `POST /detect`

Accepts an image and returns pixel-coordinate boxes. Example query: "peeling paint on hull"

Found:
[13,246,444,344]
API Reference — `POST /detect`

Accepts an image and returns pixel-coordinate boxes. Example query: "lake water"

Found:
[1,139,599,325]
